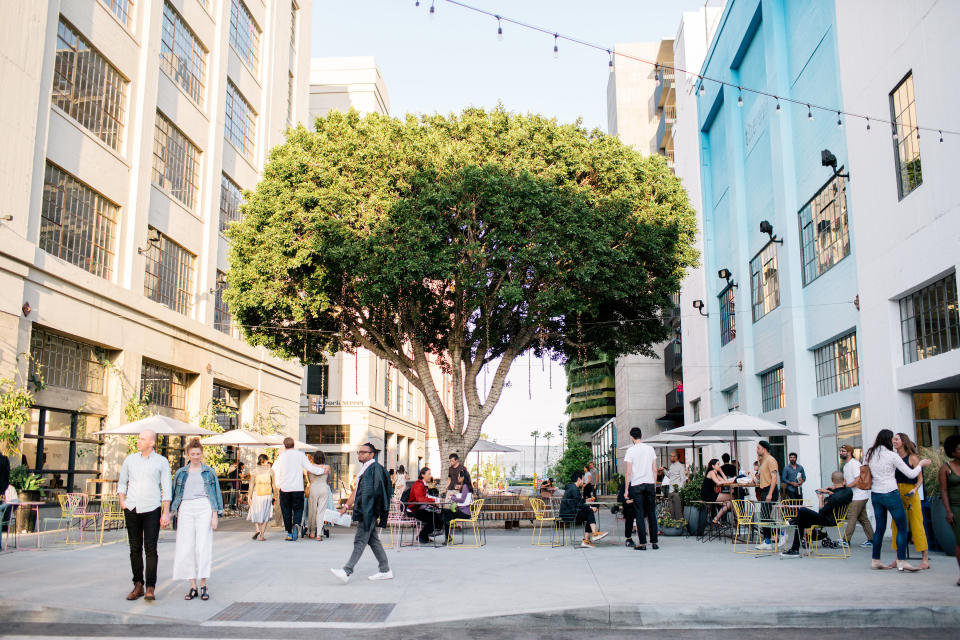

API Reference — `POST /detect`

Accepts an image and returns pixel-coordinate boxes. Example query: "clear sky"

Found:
[310,0,706,442]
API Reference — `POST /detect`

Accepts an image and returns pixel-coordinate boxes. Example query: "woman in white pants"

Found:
[171,438,224,601]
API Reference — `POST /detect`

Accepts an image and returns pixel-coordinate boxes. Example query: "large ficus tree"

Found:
[226,107,696,478]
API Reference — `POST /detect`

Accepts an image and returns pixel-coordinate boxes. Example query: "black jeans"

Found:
[629,484,658,545]
[278,490,305,534]
[789,507,826,552]
[573,506,597,536]
[622,502,636,539]
[124,507,161,587]
[413,508,441,542]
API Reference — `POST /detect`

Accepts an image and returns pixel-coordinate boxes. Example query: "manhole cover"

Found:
[211,602,396,623]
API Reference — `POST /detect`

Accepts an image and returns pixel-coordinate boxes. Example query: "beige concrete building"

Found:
[308,56,390,119]
[0,0,311,491]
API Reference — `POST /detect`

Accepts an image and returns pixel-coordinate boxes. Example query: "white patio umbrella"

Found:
[200,428,272,447]
[92,414,217,436]
[254,434,319,451]
[670,410,806,467]
[468,439,519,476]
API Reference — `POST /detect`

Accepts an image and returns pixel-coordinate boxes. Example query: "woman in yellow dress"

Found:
[246,454,275,541]
[890,433,929,569]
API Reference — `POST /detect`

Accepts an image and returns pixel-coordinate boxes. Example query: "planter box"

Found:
[683,505,704,536]
[15,491,42,532]
[661,526,683,536]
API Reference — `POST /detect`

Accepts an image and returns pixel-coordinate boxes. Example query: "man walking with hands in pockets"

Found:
[117,429,172,601]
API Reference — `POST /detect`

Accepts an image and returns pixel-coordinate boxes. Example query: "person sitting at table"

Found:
[558,470,608,548]
[442,476,475,542]
[701,458,734,524]
[780,471,852,558]
[539,480,559,500]
[408,467,442,544]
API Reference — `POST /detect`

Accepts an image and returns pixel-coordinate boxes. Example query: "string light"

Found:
[892,125,898,139]
[655,63,660,85]
[608,49,614,73]
[837,111,843,128]
[431,0,958,143]
[415,0,420,6]
[940,130,944,143]
[429,0,435,18]
[496,15,502,41]
[737,86,743,107]
[916,127,920,140]
[775,97,781,113]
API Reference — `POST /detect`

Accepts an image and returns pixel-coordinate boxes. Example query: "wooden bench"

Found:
[478,494,535,529]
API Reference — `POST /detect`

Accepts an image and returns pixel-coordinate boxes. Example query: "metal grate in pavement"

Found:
[210,602,396,623]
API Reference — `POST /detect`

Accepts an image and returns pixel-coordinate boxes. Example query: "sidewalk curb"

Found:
[0,600,181,626]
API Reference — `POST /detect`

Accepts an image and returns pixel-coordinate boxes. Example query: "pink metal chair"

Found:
[387,499,421,550]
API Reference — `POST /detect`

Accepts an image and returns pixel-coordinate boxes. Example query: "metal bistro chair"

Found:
[730,499,761,554]
[774,499,804,557]
[387,499,421,550]
[806,503,851,559]
[0,502,12,551]
[99,495,127,546]
[43,493,98,545]
[448,499,484,548]
[529,498,556,546]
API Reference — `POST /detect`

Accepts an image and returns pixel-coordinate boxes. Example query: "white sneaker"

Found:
[592,531,609,542]
[330,568,349,584]
[754,542,773,551]
[368,571,393,581]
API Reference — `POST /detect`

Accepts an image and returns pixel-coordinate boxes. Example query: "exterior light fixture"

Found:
[718,268,734,286]
[693,300,709,317]
[138,228,162,255]
[759,220,784,245]
[821,148,850,179]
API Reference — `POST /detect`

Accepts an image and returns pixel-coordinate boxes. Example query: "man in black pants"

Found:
[624,427,659,550]
[780,471,852,558]
[558,471,608,547]
[616,475,637,547]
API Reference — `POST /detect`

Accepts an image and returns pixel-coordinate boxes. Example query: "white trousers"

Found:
[173,499,213,581]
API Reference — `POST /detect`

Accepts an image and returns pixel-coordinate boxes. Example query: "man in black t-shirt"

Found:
[780,471,852,558]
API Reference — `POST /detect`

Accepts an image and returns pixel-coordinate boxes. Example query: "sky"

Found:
[310,0,706,442]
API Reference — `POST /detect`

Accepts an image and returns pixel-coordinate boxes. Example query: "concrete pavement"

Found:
[1,517,958,633]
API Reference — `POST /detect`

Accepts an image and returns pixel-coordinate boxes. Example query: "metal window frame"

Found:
[750,242,780,322]
[760,365,785,412]
[889,71,922,200]
[229,0,261,73]
[143,228,195,315]
[152,111,201,209]
[219,172,243,233]
[224,80,256,160]
[798,173,851,286]
[160,1,207,106]
[29,327,107,394]
[899,272,959,364]
[140,359,188,410]
[718,283,736,345]
[813,331,859,397]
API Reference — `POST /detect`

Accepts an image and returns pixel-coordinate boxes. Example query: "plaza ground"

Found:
[1,512,958,638]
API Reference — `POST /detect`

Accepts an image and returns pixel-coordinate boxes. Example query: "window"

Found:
[153,111,201,209]
[160,2,206,105]
[750,243,780,321]
[99,0,133,27]
[40,163,118,280]
[407,389,414,417]
[29,327,106,394]
[213,271,231,334]
[143,228,195,315]
[691,398,701,422]
[212,383,241,430]
[899,272,960,364]
[814,332,859,396]
[141,360,187,409]
[22,409,103,493]
[219,173,243,233]
[229,0,260,73]
[306,364,329,396]
[760,366,784,412]
[724,386,739,413]
[305,424,349,445]
[799,175,850,285]
[225,80,256,160]
[396,376,403,412]
[818,406,861,486]
[718,284,736,346]
[890,73,922,198]
[53,18,127,150]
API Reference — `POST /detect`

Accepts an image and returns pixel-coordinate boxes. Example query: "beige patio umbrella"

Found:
[92,414,217,436]
[670,410,806,468]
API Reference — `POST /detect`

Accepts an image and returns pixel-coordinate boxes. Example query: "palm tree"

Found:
[530,430,540,479]
[543,431,554,472]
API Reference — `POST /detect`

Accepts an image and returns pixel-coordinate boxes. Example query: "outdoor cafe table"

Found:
[405,500,469,547]
[4,501,44,551]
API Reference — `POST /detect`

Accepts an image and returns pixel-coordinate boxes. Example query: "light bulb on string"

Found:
[837,111,843,128]
[553,34,559,59]
[654,64,660,85]
[892,125,898,139]
[866,118,871,131]
[939,130,944,143]
[429,1,435,19]
[496,16,502,41]
[698,77,705,96]
[807,104,813,121]
[775,98,781,114]
[608,50,614,73]
[916,127,920,140]
[737,86,743,107]
[415,0,420,6]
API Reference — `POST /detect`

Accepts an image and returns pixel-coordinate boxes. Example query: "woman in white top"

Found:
[394,464,408,494]
[305,451,332,540]
[864,429,930,572]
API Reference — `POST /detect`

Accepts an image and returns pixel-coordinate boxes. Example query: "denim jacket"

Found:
[171,464,224,515]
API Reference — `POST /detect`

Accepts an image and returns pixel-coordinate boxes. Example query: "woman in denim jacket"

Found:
[171,438,224,601]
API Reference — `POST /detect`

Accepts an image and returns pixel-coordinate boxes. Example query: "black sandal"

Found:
[185,588,198,600]
[200,586,209,601]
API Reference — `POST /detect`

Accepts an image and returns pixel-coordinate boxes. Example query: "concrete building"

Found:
[0,0,311,491]
[308,56,390,119]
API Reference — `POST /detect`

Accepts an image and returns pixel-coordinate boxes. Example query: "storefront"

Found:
[913,392,960,451]
[21,407,103,494]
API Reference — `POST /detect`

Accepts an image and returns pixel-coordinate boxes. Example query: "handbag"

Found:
[856,464,872,491]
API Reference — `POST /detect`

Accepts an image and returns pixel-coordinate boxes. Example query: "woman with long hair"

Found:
[864,429,930,571]
[889,433,929,569]
[394,464,408,493]
[170,438,224,601]
[305,451,331,540]
[246,454,275,541]
[442,474,476,542]
[937,434,960,586]
[701,458,733,524]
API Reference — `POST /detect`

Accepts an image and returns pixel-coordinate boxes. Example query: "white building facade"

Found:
[0,0,311,490]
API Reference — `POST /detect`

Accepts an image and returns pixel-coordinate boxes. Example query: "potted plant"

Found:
[920,445,955,557]
[658,514,687,536]
[605,473,623,496]
[9,464,43,532]
[679,468,705,536]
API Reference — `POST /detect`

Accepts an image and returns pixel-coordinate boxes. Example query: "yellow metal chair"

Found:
[529,498,556,546]
[731,500,761,554]
[807,504,851,559]
[43,493,97,544]
[448,499,484,548]
[99,495,127,546]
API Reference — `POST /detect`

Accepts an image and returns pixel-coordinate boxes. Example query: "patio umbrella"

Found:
[254,434,319,451]
[92,414,217,436]
[200,428,273,446]
[468,439,519,482]
[670,411,806,467]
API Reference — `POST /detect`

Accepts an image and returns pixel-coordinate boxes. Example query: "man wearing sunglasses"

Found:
[331,443,393,584]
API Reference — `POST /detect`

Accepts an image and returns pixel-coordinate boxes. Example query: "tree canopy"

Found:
[225,107,697,468]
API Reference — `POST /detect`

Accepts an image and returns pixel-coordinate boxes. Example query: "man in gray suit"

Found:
[330,442,393,583]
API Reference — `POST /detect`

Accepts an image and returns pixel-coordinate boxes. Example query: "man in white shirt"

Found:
[623,427,659,550]
[272,437,328,541]
[840,443,874,547]
[117,429,171,601]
